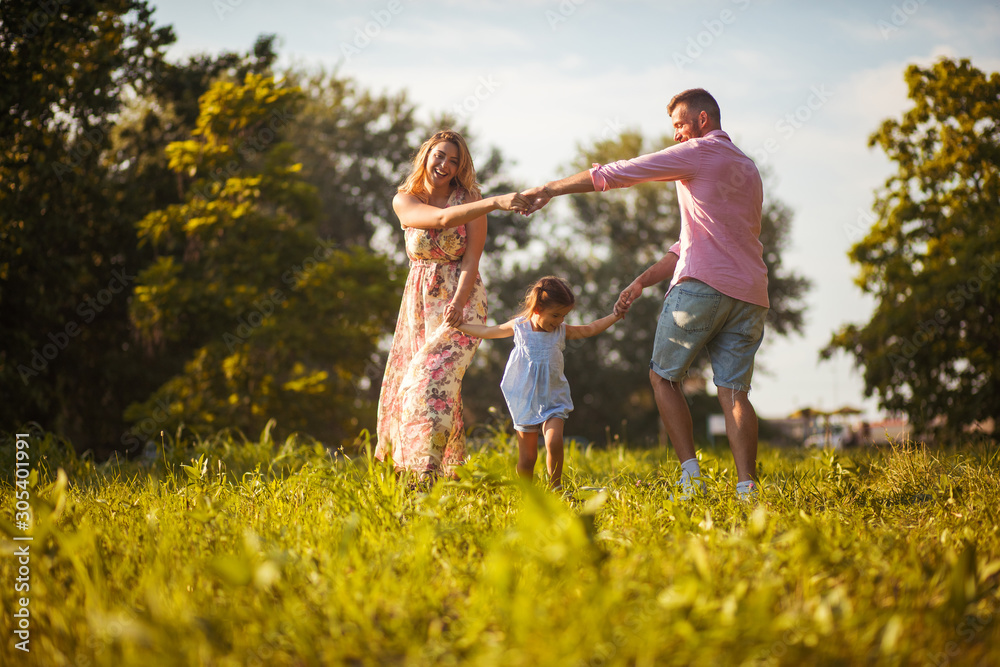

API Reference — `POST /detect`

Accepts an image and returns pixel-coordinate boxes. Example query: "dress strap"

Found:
[512,317,529,345]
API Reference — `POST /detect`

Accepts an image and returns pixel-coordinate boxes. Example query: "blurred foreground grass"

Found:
[1,425,999,666]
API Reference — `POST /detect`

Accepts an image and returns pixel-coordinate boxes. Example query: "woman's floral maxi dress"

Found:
[375,188,487,475]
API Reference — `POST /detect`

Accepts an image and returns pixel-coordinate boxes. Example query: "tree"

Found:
[0,0,173,450]
[110,34,280,225]
[465,130,810,444]
[0,4,287,453]
[123,73,403,446]
[824,58,1000,437]
[281,69,416,251]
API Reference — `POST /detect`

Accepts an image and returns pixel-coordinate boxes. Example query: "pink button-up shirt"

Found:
[590,129,769,308]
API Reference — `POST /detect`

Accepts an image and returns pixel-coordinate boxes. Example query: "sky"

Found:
[148,0,1000,421]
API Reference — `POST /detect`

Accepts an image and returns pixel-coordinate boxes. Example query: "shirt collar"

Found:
[702,129,730,141]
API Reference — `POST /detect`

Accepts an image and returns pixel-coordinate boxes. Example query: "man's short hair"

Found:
[668,88,721,125]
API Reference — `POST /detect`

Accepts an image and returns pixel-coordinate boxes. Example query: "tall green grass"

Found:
[1,426,998,666]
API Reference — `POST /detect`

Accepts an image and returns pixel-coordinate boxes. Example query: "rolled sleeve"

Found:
[589,163,609,192]
[590,142,700,191]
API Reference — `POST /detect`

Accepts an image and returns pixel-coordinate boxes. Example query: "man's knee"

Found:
[717,385,749,402]
[650,369,680,390]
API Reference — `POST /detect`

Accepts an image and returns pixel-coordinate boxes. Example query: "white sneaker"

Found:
[668,476,706,501]
[736,480,759,500]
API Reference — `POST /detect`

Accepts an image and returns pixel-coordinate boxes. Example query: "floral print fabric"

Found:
[375,188,487,474]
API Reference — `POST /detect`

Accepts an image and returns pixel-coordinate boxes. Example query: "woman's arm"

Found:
[393,191,527,230]
[454,318,516,340]
[444,216,487,327]
[565,312,624,340]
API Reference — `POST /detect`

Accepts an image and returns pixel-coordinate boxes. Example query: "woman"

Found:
[376,130,527,479]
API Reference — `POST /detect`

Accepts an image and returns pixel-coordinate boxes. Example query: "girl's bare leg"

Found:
[541,418,565,489]
[516,431,539,482]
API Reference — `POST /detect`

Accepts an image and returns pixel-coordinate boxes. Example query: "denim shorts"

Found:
[650,279,768,392]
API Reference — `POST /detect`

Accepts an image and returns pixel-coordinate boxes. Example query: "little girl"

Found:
[455,276,622,490]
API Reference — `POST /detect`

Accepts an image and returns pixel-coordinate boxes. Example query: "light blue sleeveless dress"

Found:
[500,318,574,431]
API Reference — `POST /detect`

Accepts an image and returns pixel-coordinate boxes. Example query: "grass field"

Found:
[2,425,999,666]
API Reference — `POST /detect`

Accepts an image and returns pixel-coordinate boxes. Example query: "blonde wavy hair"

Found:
[398,130,482,202]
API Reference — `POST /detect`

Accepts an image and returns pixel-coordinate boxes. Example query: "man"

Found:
[523,88,768,498]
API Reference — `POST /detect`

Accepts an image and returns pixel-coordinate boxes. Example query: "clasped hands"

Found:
[614,280,642,318]
[495,185,553,216]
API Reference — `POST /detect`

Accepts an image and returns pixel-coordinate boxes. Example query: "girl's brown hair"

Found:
[517,276,576,319]
[397,130,482,202]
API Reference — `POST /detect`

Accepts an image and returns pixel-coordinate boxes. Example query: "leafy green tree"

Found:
[282,69,416,251]
[0,0,173,450]
[465,130,810,444]
[825,58,1000,437]
[124,74,402,446]
[110,34,280,224]
[0,4,286,453]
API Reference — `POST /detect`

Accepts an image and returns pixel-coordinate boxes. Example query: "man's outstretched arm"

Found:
[522,170,595,214]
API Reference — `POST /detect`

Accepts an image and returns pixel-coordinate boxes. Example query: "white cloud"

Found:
[827,61,911,129]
